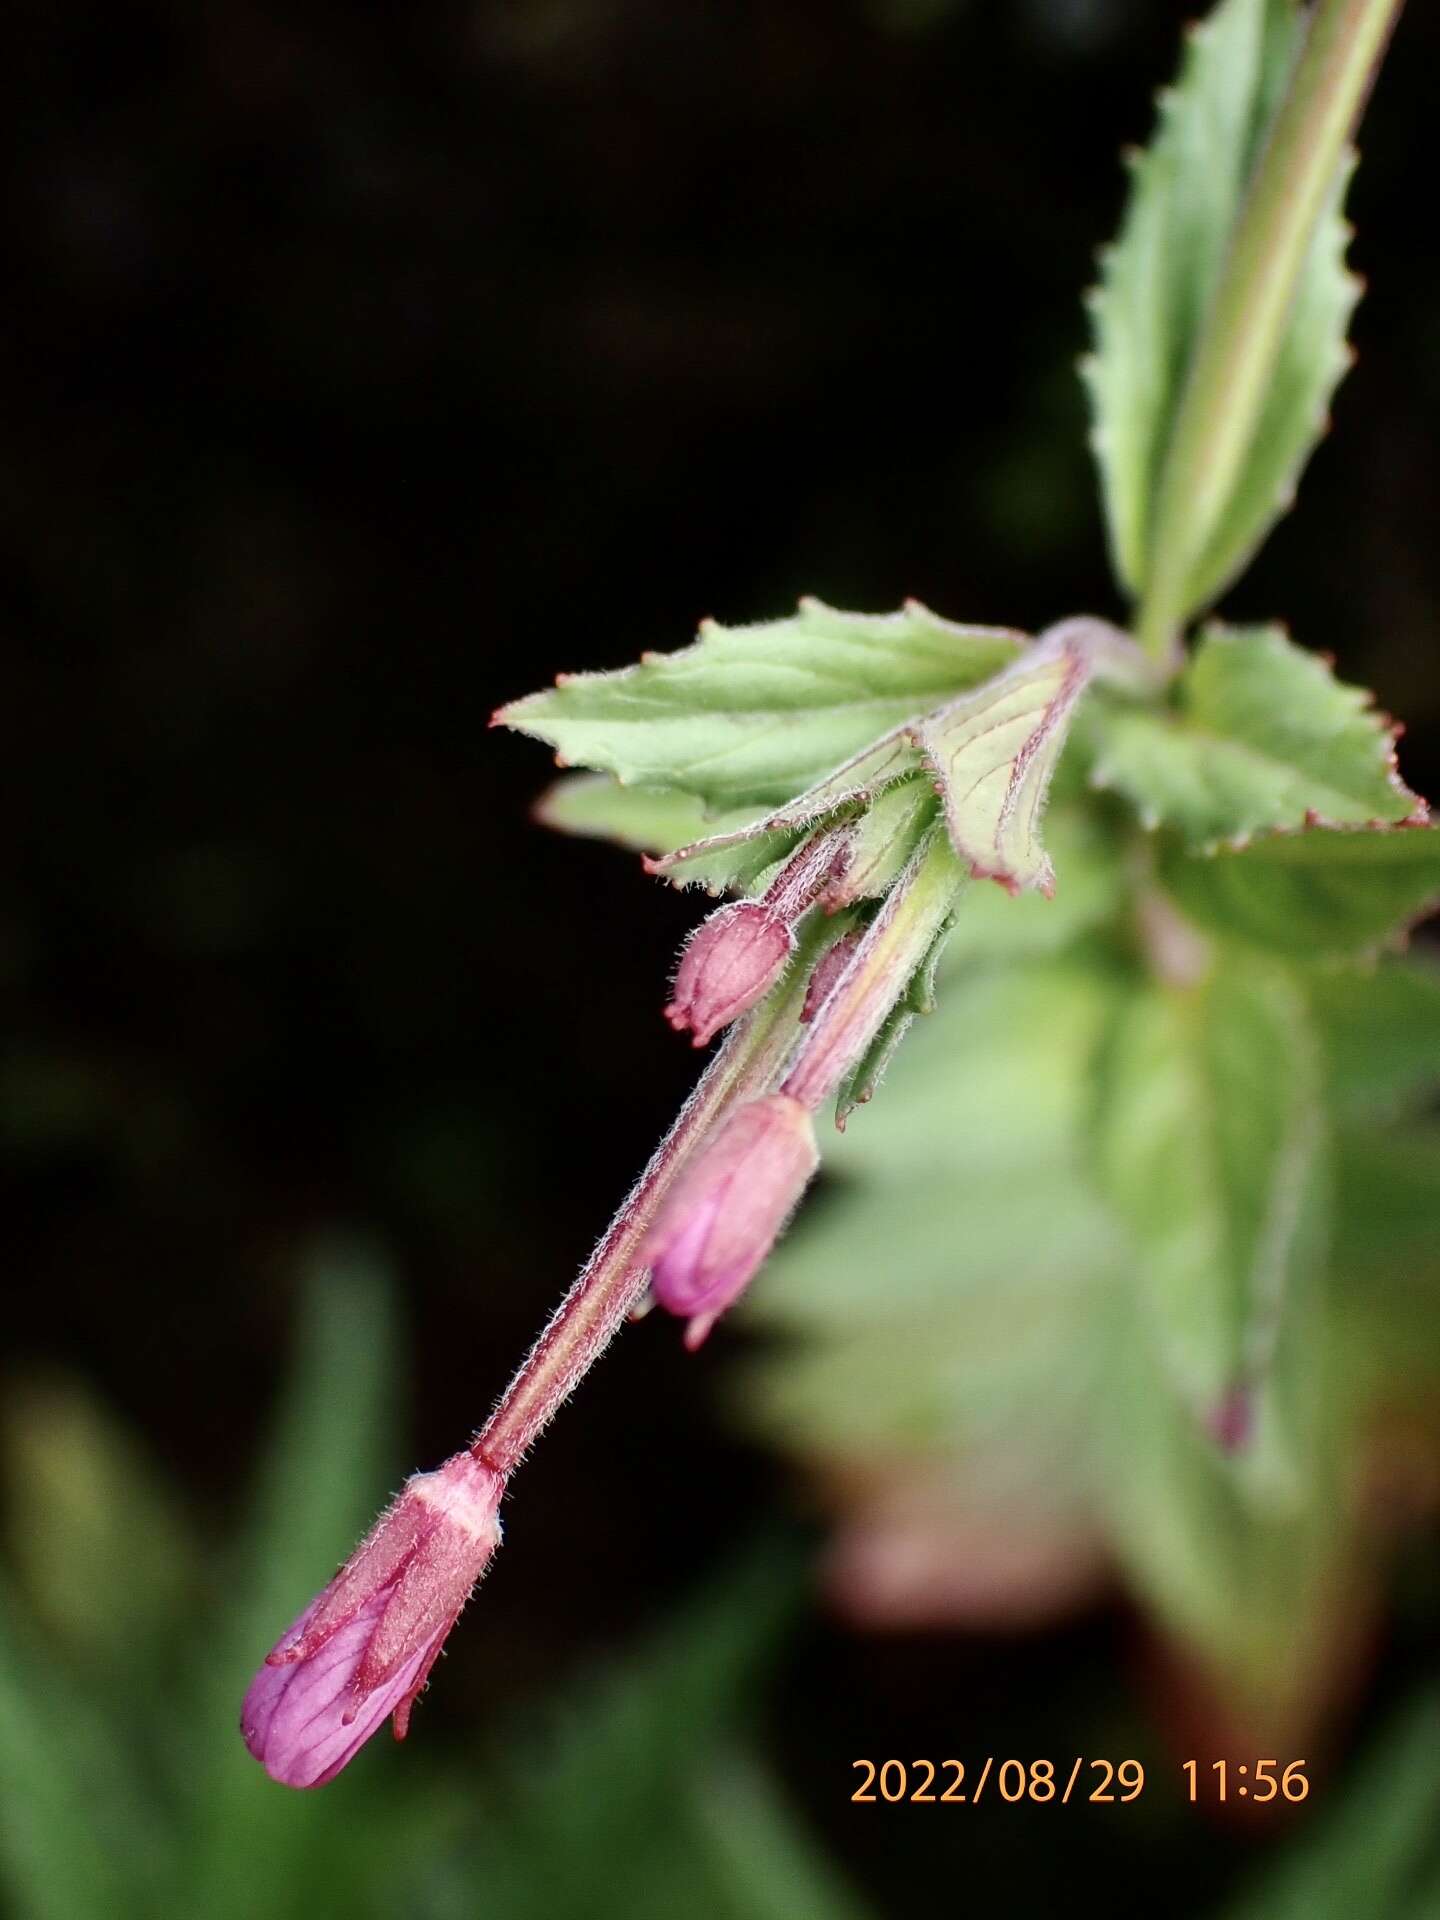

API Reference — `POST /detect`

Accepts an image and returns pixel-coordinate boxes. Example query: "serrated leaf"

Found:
[914,627,1096,896]
[1185,157,1360,612]
[496,599,1023,812]
[1090,624,1420,846]
[1091,953,1327,1443]
[1084,0,1360,615]
[1163,825,1440,960]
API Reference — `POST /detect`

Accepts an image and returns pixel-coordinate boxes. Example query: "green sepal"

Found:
[831,907,958,1131]
[914,626,1098,897]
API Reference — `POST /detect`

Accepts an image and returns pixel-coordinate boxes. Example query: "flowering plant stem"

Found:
[1133,0,1404,663]
[472,934,819,1473]
[782,829,963,1112]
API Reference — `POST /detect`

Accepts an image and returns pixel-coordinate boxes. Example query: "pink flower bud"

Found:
[241,1451,504,1788]
[641,1093,818,1348]
[800,927,864,1024]
[1206,1386,1254,1454]
[664,903,794,1047]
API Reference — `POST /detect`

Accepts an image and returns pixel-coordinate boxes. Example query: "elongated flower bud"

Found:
[241,1452,505,1788]
[664,826,852,1047]
[800,927,864,1024]
[665,902,793,1047]
[640,1093,818,1348]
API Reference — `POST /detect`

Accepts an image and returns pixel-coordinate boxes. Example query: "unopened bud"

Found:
[1206,1386,1254,1455]
[800,927,864,1023]
[641,1093,818,1347]
[665,903,793,1047]
[241,1451,505,1788]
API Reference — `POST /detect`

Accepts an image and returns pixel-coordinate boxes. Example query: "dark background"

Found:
[6,2,1438,1910]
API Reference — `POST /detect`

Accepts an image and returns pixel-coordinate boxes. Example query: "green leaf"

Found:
[1091,952,1327,1446]
[1164,825,1440,960]
[0,1580,171,1920]
[740,950,1372,1714]
[914,626,1096,895]
[1310,960,1440,1114]
[1221,1684,1440,1920]
[431,1551,872,1920]
[1095,1257,1350,1722]
[1,1378,195,1674]
[1083,0,1359,615]
[938,807,1126,966]
[1331,1125,1440,1385]
[743,959,1126,1453]
[534,775,757,858]
[182,1243,410,1920]
[1090,624,1420,846]
[496,599,1023,812]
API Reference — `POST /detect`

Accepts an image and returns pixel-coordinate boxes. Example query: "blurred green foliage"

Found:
[0,1253,864,1920]
[3,1261,1439,1918]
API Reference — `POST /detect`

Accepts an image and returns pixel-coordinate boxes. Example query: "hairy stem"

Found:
[1135,0,1404,661]
[473,939,814,1472]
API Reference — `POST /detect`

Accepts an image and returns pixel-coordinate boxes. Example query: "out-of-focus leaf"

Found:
[1083,0,1359,616]
[0,1582,170,1920]
[1089,626,1419,847]
[181,1242,414,1920]
[423,1550,870,1920]
[1220,1684,1440,1920]
[1162,826,1440,961]
[496,599,1023,811]
[1,1377,194,1669]
[534,774,760,859]
[744,957,1124,1469]
[1091,953,1327,1441]
[1096,1260,1349,1724]
[939,807,1126,965]
[745,942,1376,1714]
[1332,1126,1440,1385]
[1309,959,1440,1113]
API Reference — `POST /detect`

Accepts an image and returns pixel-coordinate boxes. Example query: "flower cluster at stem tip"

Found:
[242,808,958,1787]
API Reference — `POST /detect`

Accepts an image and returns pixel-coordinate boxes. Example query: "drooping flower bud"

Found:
[640,1093,818,1347]
[241,1451,505,1788]
[1206,1386,1254,1454]
[665,902,793,1047]
[664,826,853,1047]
